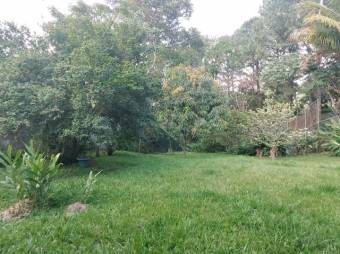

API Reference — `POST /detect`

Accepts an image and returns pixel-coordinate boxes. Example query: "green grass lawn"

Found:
[1,153,340,253]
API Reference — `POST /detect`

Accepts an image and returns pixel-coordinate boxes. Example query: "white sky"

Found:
[0,0,262,37]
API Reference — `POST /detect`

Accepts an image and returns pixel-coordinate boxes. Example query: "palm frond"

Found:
[292,1,340,53]
[311,26,340,51]
[304,14,340,32]
[298,1,340,20]
[290,27,314,42]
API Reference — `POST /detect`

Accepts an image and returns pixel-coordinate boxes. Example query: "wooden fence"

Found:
[289,99,339,130]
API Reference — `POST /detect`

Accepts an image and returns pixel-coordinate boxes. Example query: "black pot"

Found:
[77,157,91,168]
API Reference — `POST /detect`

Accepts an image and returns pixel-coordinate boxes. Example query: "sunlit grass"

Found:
[1,152,340,253]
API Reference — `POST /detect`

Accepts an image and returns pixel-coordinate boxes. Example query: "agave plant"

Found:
[0,142,61,206]
[292,1,340,52]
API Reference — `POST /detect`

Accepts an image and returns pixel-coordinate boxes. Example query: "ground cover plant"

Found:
[1,152,340,253]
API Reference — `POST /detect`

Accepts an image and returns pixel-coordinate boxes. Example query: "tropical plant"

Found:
[0,142,61,206]
[0,146,25,195]
[292,1,340,52]
[321,120,340,156]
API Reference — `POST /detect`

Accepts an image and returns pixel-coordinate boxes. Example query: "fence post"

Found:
[317,97,321,130]
[304,110,307,154]
[295,116,298,130]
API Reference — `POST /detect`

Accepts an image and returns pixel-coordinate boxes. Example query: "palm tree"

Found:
[292,1,340,53]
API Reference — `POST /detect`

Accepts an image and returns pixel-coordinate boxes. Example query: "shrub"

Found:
[286,131,319,155]
[195,111,249,153]
[321,120,340,156]
[245,97,306,159]
[0,142,61,206]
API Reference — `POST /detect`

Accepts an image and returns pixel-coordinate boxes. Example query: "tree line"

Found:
[0,0,339,160]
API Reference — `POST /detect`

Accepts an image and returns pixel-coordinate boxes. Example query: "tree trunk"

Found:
[256,148,263,158]
[253,60,261,93]
[168,139,173,153]
[138,138,142,153]
[107,145,114,156]
[95,146,100,157]
[270,147,278,160]
[327,91,340,116]
[182,135,187,155]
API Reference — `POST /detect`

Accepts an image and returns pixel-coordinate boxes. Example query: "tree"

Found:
[225,17,275,110]
[114,0,192,45]
[260,0,301,54]
[227,0,303,108]
[233,18,271,94]
[302,55,340,114]
[0,48,69,152]
[292,1,340,53]
[0,21,43,59]
[113,0,205,74]
[246,96,301,159]
[0,1,160,160]
[291,1,339,115]
[261,53,302,103]
[205,37,242,93]
[47,2,159,154]
[157,65,227,152]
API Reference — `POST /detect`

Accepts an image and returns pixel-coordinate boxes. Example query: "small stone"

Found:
[65,202,88,216]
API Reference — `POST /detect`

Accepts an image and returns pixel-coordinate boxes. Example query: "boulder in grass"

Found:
[0,199,33,221]
[65,202,88,216]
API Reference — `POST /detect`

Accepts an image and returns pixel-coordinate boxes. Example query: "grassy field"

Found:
[0,152,340,253]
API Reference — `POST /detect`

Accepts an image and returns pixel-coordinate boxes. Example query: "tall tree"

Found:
[113,0,192,45]
[261,53,302,103]
[228,17,272,109]
[0,2,160,158]
[0,22,43,59]
[292,0,340,53]
[112,0,203,72]
[292,0,340,114]
[260,0,301,55]
[205,37,242,93]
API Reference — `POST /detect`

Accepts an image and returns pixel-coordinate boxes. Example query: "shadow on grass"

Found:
[58,153,140,179]
[47,182,83,209]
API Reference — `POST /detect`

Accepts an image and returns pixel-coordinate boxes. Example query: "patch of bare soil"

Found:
[65,202,88,216]
[0,199,33,221]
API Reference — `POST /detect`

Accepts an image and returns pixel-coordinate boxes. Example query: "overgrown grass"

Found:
[1,152,340,253]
